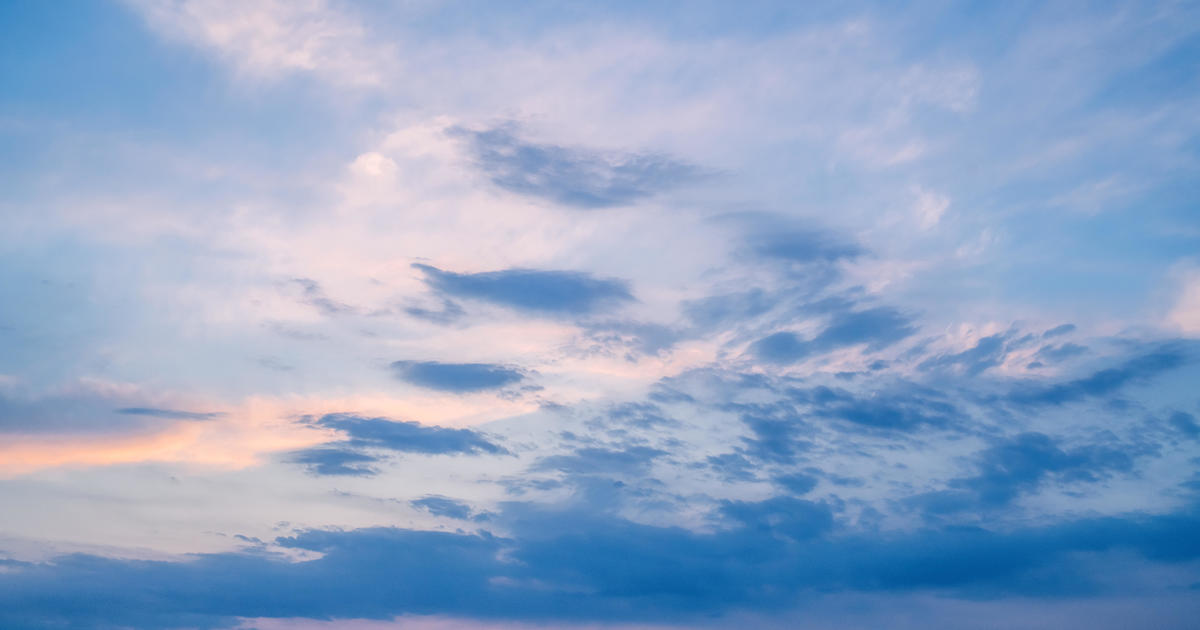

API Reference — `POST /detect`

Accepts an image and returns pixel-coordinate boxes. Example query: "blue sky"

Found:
[1,1,1199,628]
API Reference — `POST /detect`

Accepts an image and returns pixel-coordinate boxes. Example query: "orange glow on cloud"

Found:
[0,391,542,478]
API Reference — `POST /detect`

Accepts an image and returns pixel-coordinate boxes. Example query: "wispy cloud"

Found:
[128,0,392,84]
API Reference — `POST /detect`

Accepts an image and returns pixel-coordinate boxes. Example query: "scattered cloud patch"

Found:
[414,264,633,316]
[289,278,353,316]
[0,389,220,434]
[534,446,666,477]
[390,361,525,393]
[920,333,1012,375]
[451,125,701,209]
[289,447,379,477]
[719,497,834,541]
[1168,411,1199,439]
[404,299,465,325]
[912,432,1136,515]
[411,496,475,520]
[1008,343,1194,406]
[752,307,916,363]
[750,228,864,264]
[315,413,508,456]
[115,407,224,421]
[1043,324,1077,338]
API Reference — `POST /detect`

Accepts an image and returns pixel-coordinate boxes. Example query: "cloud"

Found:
[1034,342,1088,364]
[315,413,508,455]
[115,407,225,421]
[797,384,958,432]
[751,307,916,363]
[450,126,701,209]
[682,289,776,329]
[390,361,525,393]
[919,333,1012,375]
[581,321,683,358]
[404,299,465,325]
[411,496,475,520]
[1042,324,1077,339]
[910,432,1136,515]
[912,186,950,229]
[128,0,391,84]
[534,446,666,477]
[0,387,221,435]
[1007,343,1194,406]
[289,278,353,316]
[749,228,864,264]
[1168,411,1199,439]
[735,409,813,464]
[1168,267,1200,335]
[3,504,1199,628]
[774,472,819,495]
[414,264,634,316]
[287,414,507,476]
[289,446,380,477]
[719,497,834,541]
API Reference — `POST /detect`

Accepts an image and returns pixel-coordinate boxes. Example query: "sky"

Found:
[1,1,1199,628]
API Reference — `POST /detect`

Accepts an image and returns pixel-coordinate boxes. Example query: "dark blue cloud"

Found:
[390,360,525,392]
[289,277,352,316]
[3,503,1199,629]
[752,307,916,363]
[404,299,465,324]
[775,472,820,495]
[793,384,958,432]
[752,331,810,362]
[115,407,224,421]
[1169,411,1199,438]
[1034,342,1089,364]
[583,320,682,357]
[719,497,834,541]
[605,402,678,429]
[315,413,508,456]
[682,288,776,329]
[910,432,1136,515]
[1043,324,1077,338]
[287,415,506,476]
[414,263,633,316]
[707,452,759,482]
[1,392,222,434]
[451,125,701,209]
[751,228,864,264]
[289,447,380,477]
[534,446,666,476]
[738,410,813,463]
[1008,343,1194,406]
[919,333,1011,375]
[411,496,475,520]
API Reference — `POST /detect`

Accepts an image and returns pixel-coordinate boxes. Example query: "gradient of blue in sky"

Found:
[1,1,1200,629]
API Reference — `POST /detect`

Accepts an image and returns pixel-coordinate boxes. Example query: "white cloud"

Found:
[1167,267,1200,335]
[912,186,950,229]
[127,0,393,84]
